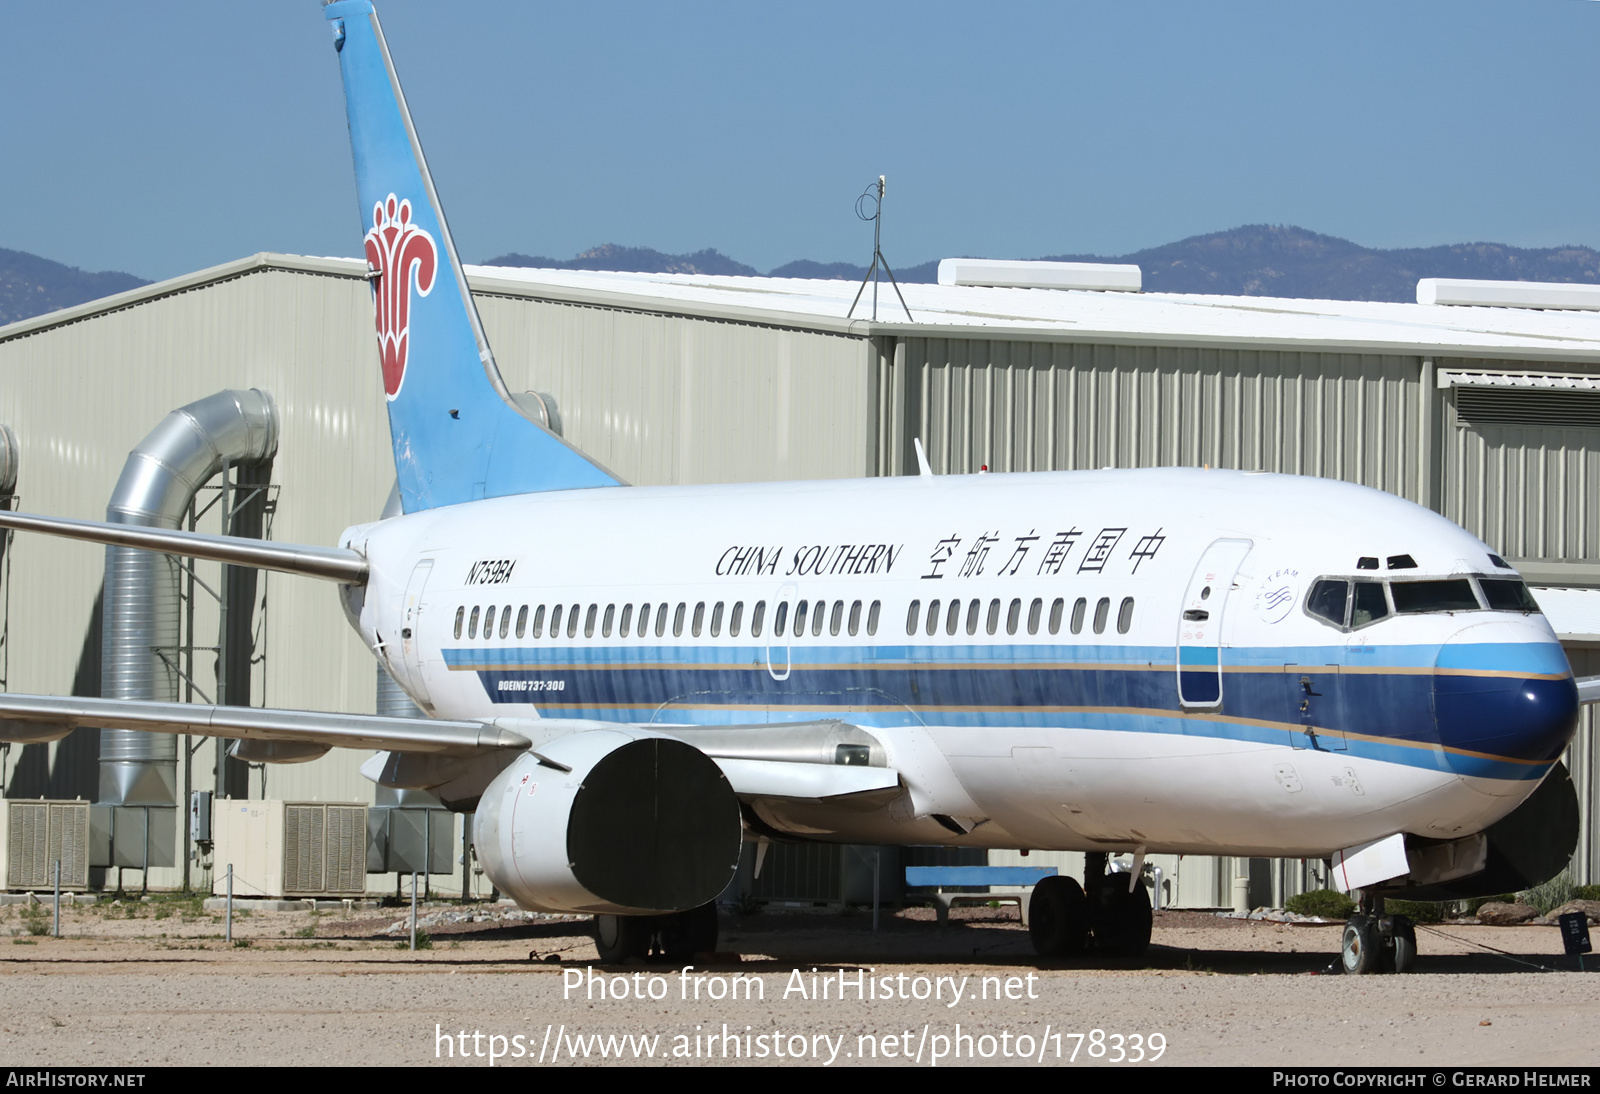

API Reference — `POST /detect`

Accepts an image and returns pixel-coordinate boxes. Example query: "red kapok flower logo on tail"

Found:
[364,194,437,399]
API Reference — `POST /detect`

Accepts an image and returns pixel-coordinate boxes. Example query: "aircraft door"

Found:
[1176,539,1253,709]
[766,583,797,682]
[399,558,435,711]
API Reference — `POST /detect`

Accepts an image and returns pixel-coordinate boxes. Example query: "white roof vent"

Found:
[938,258,1141,292]
[1417,278,1600,310]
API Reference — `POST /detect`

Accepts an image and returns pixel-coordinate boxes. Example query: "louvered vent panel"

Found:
[326,807,367,894]
[49,804,89,888]
[8,804,50,889]
[284,805,326,894]
[1456,388,1600,429]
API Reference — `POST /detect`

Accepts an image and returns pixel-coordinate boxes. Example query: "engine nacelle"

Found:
[475,729,743,915]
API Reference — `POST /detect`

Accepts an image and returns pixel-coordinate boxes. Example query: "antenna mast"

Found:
[847,175,913,322]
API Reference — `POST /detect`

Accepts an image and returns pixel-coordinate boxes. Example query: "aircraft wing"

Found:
[0,694,527,754]
[1579,676,1600,705]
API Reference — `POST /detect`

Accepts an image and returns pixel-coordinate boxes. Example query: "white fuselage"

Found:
[341,467,1578,860]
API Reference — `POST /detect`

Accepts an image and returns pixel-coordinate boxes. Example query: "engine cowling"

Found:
[475,729,743,914]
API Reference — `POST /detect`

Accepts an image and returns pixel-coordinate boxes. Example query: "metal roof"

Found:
[9,252,1600,365]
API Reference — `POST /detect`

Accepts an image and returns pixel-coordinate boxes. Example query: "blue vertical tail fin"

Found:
[324,1,621,512]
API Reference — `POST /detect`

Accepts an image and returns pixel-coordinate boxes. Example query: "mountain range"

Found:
[9,226,1600,328]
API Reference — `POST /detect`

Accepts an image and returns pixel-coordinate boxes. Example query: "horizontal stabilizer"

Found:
[0,694,526,754]
[0,510,368,584]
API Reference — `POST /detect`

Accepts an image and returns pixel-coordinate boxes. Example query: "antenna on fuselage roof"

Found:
[913,437,934,478]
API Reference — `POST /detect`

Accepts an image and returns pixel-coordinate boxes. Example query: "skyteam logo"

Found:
[363,193,437,400]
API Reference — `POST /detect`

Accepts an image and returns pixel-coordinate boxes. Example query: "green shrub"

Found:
[1285,889,1355,919]
[1521,871,1576,916]
[396,930,432,950]
[1574,884,1600,902]
[1383,898,1442,923]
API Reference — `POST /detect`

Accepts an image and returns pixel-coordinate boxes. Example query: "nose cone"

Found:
[1434,621,1579,777]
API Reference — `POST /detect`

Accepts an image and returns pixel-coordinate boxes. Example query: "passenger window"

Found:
[655,603,668,638]
[1093,597,1110,635]
[583,604,597,638]
[532,605,545,639]
[1351,582,1388,627]
[925,599,940,636]
[619,604,633,637]
[1306,580,1350,628]
[1027,598,1042,635]
[1049,598,1064,635]
[1070,597,1086,635]
[483,605,496,638]
[568,604,581,639]
[848,600,861,636]
[867,601,880,636]
[710,602,724,637]
[602,604,615,638]
[963,599,978,636]
[672,603,686,637]
[907,599,921,636]
[692,602,705,637]
[549,604,563,637]
[1117,597,1134,634]
[731,601,744,637]
[792,600,809,636]
[454,606,464,639]
[468,606,480,639]
[1006,598,1022,636]
[500,606,512,639]
[986,598,1001,635]
[774,601,788,637]
[637,604,651,637]
[516,605,528,639]
[751,601,766,637]
[812,602,826,637]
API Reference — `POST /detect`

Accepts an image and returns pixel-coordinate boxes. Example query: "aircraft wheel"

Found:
[1094,876,1153,957]
[1341,914,1381,975]
[658,902,719,965]
[594,914,652,964]
[1029,875,1088,958]
[1390,916,1416,974]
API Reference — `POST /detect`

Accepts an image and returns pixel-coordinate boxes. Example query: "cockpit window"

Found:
[1478,578,1540,613]
[1390,579,1479,614]
[1350,581,1389,627]
[1306,579,1349,627]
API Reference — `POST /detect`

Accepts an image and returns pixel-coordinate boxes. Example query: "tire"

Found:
[658,902,719,965]
[1094,876,1153,957]
[594,914,652,964]
[1029,875,1088,958]
[1390,916,1416,974]
[1341,914,1381,975]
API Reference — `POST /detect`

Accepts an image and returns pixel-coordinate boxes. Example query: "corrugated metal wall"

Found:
[477,295,873,486]
[881,338,1424,500]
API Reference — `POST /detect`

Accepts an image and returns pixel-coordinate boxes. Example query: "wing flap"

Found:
[0,694,527,754]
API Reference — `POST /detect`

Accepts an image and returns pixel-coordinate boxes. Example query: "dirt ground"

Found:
[0,896,1595,1068]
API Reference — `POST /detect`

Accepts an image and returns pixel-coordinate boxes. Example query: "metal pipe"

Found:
[99,390,277,807]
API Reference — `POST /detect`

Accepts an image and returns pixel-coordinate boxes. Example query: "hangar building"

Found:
[0,253,1596,907]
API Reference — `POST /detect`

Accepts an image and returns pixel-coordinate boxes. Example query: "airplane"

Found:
[0,0,1596,973]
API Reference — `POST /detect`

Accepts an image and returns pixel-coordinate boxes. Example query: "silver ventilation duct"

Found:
[99,389,277,806]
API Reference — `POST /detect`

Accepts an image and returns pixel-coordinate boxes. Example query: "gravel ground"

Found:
[0,899,1594,1068]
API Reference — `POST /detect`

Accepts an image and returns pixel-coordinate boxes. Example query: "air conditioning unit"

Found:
[1,800,91,891]
[211,800,368,899]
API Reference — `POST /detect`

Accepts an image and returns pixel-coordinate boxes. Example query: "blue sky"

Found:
[2,1,1598,281]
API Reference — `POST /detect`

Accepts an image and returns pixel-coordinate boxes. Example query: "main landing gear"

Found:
[594,902,719,965]
[1341,892,1415,975]
[1030,852,1152,960]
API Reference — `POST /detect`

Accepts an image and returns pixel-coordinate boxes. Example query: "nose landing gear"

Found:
[1341,893,1415,974]
[1030,852,1152,960]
